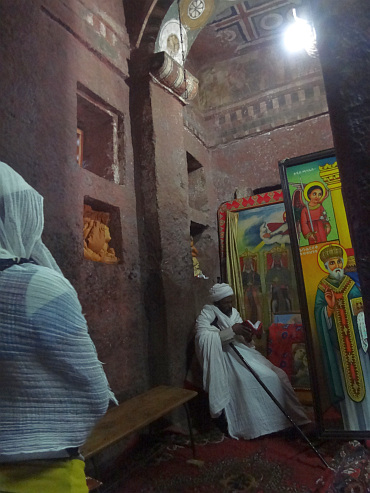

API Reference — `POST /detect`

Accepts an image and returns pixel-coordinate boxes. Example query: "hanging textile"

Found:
[225,211,246,319]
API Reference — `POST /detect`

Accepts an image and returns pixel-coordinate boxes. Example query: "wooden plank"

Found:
[81,385,198,459]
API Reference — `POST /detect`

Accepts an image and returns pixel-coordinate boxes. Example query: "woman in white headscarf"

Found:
[0,161,116,493]
[195,283,310,440]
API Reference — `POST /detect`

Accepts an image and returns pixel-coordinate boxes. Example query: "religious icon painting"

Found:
[287,156,339,248]
[280,149,370,439]
[218,191,302,355]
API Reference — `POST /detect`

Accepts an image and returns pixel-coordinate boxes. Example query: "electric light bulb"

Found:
[284,10,316,54]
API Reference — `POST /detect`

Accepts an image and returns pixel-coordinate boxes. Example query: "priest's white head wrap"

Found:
[0,161,61,273]
[209,283,234,302]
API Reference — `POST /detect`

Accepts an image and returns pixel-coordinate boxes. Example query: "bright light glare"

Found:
[284,17,316,53]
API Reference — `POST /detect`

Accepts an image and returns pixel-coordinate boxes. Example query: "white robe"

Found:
[195,304,310,439]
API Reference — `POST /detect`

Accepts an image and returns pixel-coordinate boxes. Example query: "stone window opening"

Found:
[77,85,124,184]
[187,152,208,213]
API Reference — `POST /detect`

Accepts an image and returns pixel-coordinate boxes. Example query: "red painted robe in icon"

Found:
[300,204,330,244]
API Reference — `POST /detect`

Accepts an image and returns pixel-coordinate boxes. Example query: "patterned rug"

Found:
[324,440,370,493]
[100,429,370,493]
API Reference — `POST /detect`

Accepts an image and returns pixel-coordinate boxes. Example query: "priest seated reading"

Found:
[195,283,310,439]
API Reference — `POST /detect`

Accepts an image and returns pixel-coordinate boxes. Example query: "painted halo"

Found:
[158,19,188,65]
[303,181,326,202]
[179,0,215,30]
[317,243,348,272]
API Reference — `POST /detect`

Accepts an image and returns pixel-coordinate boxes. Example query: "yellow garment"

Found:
[0,458,88,493]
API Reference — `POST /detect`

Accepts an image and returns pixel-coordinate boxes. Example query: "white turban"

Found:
[209,283,234,302]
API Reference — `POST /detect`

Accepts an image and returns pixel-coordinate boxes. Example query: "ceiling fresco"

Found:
[155,0,305,66]
[150,0,323,148]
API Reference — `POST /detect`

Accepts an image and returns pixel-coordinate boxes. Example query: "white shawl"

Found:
[195,304,243,417]
[0,161,61,272]
[0,161,116,458]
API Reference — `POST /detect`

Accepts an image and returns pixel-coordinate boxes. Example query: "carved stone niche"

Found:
[77,85,124,184]
[83,197,122,265]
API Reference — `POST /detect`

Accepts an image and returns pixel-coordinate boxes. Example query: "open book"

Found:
[243,320,263,339]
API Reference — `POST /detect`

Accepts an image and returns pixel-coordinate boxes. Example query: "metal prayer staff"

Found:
[229,342,333,470]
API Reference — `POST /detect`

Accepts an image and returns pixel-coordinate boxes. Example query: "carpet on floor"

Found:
[101,428,370,493]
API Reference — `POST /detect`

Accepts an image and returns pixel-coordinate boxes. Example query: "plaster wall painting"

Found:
[218,192,308,390]
[280,149,370,438]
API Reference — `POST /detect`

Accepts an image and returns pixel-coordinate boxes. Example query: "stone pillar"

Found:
[312,0,370,335]
[129,49,196,387]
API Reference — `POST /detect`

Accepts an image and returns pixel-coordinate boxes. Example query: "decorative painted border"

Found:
[218,189,284,258]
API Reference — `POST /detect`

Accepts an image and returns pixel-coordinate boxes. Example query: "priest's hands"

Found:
[324,285,336,318]
[232,323,253,342]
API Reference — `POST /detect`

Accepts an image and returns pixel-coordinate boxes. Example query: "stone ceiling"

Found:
[155,0,307,70]
[145,0,325,147]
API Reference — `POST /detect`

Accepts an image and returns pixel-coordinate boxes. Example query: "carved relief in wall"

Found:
[83,205,118,264]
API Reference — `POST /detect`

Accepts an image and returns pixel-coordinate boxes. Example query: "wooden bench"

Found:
[81,385,198,463]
